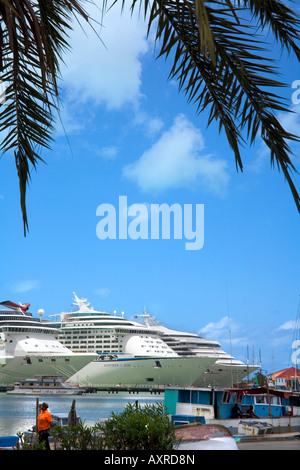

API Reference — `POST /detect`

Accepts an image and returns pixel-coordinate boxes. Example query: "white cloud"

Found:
[278,104,300,141]
[247,141,269,173]
[246,103,300,173]
[98,146,119,160]
[10,280,41,293]
[54,103,86,137]
[61,4,149,110]
[278,320,296,331]
[132,108,165,138]
[199,316,244,342]
[94,288,111,298]
[123,114,230,195]
[197,314,298,370]
[199,316,230,337]
[145,117,165,137]
[269,334,292,348]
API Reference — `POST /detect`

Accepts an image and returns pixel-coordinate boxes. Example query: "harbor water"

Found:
[0,391,164,436]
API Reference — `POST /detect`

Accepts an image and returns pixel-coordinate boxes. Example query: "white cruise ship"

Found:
[47,294,218,388]
[0,301,97,387]
[138,313,258,387]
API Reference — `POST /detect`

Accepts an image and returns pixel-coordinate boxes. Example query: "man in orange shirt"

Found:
[37,402,53,450]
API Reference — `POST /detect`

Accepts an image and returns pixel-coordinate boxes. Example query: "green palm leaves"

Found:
[128,0,300,208]
[0,0,89,234]
[0,1,299,235]
[111,0,300,206]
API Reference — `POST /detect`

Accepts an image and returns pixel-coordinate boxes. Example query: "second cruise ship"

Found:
[138,313,258,387]
[48,293,218,388]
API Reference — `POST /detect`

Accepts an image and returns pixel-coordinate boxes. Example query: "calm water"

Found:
[0,392,164,436]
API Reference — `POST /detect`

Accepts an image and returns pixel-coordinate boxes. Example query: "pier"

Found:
[0,383,166,394]
[84,385,165,394]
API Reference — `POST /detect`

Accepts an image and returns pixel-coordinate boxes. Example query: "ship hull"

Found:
[194,363,259,388]
[68,356,217,388]
[7,388,82,396]
[0,353,96,387]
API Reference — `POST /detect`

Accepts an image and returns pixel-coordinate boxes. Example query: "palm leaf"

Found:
[1,0,300,237]
[0,0,90,235]
[109,0,300,211]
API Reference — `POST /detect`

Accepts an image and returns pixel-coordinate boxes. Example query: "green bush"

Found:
[50,421,104,450]
[99,402,176,450]
[16,432,46,450]
[20,402,177,450]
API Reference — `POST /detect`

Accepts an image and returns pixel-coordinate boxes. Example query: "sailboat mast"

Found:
[225,284,233,387]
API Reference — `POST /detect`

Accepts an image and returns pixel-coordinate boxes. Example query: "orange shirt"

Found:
[37,409,52,431]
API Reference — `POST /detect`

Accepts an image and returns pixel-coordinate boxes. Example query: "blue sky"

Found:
[0,3,299,374]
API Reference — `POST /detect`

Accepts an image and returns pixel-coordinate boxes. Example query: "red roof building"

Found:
[270,367,300,390]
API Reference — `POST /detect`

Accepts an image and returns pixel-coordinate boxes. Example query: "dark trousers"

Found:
[38,429,50,450]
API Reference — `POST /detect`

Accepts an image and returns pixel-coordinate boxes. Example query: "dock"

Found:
[84,385,165,394]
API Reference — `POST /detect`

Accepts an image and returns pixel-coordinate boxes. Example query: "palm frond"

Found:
[1,0,300,237]
[238,0,300,59]
[110,0,300,211]
[0,0,90,235]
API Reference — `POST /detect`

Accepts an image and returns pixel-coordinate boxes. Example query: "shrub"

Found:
[50,421,104,450]
[99,402,176,450]
[20,402,176,450]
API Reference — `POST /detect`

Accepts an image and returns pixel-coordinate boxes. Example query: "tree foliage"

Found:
[0,0,90,234]
[0,0,299,234]
[114,0,300,208]
[99,402,176,450]
[35,402,176,450]
[50,420,105,450]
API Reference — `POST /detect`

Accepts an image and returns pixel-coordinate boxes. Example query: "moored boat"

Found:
[138,312,258,387]
[165,385,300,434]
[48,293,219,388]
[0,435,19,449]
[175,423,238,450]
[7,374,85,395]
[68,355,218,389]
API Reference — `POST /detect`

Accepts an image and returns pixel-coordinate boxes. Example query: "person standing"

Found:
[37,402,52,450]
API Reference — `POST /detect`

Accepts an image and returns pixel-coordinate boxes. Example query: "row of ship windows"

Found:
[62,340,118,344]
[60,337,118,341]
[62,340,165,348]
[60,331,121,335]
[73,346,120,349]
[24,358,70,364]
[59,330,156,336]
[60,336,164,345]
[73,346,122,354]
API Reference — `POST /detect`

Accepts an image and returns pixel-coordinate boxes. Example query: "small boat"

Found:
[175,424,238,450]
[0,435,19,449]
[165,385,300,434]
[7,374,85,395]
[238,420,273,436]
